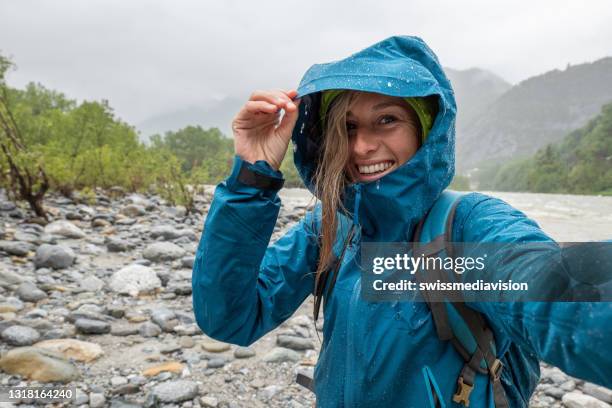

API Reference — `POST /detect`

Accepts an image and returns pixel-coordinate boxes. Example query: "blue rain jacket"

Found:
[192,36,612,407]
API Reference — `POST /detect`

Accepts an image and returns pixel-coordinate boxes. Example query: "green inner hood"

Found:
[319,89,436,141]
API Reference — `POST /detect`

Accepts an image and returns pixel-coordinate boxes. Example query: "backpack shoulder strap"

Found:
[413,189,509,408]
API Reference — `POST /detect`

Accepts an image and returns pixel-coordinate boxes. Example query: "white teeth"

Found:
[358,161,393,174]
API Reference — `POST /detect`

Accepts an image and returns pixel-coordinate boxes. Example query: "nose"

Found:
[351,128,379,157]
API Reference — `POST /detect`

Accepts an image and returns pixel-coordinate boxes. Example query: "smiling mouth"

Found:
[356,160,395,176]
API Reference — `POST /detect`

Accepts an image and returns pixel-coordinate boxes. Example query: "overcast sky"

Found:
[2,0,611,127]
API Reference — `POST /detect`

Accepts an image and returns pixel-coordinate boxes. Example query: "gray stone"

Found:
[562,392,611,408]
[74,388,89,405]
[34,244,76,269]
[151,225,184,240]
[110,376,128,386]
[109,264,161,296]
[583,383,612,404]
[1,325,41,346]
[80,276,105,292]
[151,307,178,331]
[200,396,219,408]
[44,220,86,239]
[140,322,162,337]
[277,335,314,351]
[111,323,141,336]
[259,385,284,401]
[89,392,106,408]
[0,240,34,256]
[181,256,195,269]
[106,237,136,252]
[15,281,47,302]
[120,204,146,217]
[151,380,199,403]
[207,358,226,369]
[75,318,111,334]
[0,269,24,286]
[262,347,301,363]
[142,242,186,262]
[234,347,256,359]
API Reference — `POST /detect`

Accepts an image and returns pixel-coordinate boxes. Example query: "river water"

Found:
[278,188,612,241]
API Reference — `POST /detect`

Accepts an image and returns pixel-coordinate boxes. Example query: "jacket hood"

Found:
[291,35,457,242]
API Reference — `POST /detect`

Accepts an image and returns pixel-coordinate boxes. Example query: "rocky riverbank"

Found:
[0,186,610,408]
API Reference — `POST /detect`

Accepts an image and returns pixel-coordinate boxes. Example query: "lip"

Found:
[353,160,396,182]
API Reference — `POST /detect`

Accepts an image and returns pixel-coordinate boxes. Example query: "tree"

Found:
[0,54,50,219]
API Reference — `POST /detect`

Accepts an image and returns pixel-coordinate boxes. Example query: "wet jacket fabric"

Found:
[192,36,612,407]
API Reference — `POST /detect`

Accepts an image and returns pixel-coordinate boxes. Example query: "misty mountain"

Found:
[457,57,612,172]
[135,66,510,145]
[445,67,512,131]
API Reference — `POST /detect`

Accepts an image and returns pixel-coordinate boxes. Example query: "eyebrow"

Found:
[346,101,406,116]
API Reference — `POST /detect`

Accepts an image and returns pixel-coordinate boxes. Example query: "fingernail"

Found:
[287,102,296,109]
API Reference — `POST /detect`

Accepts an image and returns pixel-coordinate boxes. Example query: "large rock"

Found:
[0,240,34,256]
[151,380,199,403]
[562,392,611,408]
[44,220,86,239]
[34,339,104,362]
[109,264,161,296]
[1,325,41,346]
[34,244,76,269]
[142,242,186,262]
[105,237,136,253]
[0,347,80,383]
[583,383,612,404]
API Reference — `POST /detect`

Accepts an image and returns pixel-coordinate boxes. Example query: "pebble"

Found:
[207,358,226,369]
[75,318,111,334]
[33,244,76,269]
[1,325,41,346]
[234,347,256,359]
[277,334,314,351]
[262,347,302,363]
[109,264,161,296]
[201,340,231,353]
[142,242,186,262]
[562,392,611,408]
[139,322,162,337]
[15,281,47,302]
[151,380,199,403]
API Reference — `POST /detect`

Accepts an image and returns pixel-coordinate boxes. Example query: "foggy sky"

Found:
[1,0,611,127]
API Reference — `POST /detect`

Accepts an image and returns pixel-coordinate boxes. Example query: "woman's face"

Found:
[345,92,421,183]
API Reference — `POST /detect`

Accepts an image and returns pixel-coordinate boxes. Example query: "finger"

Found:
[276,98,301,138]
[250,90,293,107]
[244,100,278,114]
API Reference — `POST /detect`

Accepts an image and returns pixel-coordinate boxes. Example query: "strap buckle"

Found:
[452,376,474,407]
[490,359,504,380]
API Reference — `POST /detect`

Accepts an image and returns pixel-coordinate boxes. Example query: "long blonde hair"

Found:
[311,91,359,322]
[311,90,423,322]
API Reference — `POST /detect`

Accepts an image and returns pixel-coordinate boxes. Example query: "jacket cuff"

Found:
[226,155,285,194]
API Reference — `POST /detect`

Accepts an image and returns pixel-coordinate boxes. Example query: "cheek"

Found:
[387,130,420,163]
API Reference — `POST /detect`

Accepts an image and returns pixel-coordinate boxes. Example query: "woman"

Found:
[192,36,611,407]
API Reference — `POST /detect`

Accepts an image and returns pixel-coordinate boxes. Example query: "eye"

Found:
[346,121,358,136]
[378,115,397,125]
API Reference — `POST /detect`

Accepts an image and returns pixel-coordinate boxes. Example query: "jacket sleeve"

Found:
[453,192,612,388]
[192,155,319,347]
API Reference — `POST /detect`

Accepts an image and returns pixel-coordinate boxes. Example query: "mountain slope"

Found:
[457,57,612,172]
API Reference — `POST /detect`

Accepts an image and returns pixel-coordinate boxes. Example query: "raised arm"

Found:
[192,155,319,346]
[453,192,612,388]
